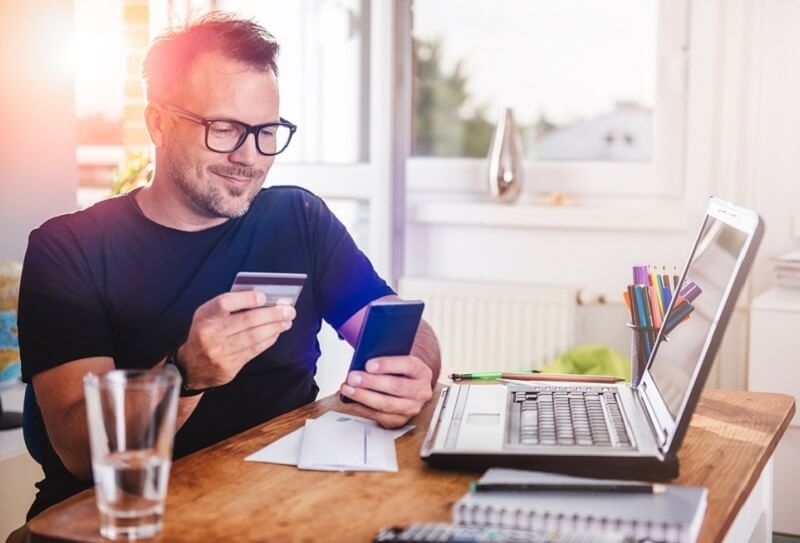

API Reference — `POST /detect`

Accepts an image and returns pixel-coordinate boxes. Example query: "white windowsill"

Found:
[79,188,691,234]
[410,197,691,233]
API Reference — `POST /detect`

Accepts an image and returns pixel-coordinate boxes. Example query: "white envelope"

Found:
[297,418,367,470]
[244,410,412,470]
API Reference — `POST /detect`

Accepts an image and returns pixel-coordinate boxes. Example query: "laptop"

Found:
[420,197,764,480]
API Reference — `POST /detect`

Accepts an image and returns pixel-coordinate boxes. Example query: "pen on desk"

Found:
[469,481,666,494]
[503,373,624,384]
[450,371,623,384]
[449,370,540,381]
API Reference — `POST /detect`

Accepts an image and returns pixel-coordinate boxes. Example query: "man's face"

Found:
[161,51,280,219]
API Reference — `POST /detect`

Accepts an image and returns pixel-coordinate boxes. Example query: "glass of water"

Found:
[84,366,180,540]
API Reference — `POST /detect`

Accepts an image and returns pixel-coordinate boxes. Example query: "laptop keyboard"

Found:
[511,386,633,449]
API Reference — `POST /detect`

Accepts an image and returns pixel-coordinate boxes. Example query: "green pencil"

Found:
[449,370,540,381]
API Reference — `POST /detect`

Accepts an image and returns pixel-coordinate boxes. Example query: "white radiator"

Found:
[398,277,577,374]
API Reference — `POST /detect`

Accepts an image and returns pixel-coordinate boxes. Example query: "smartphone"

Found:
[230,272,307,307]
[340,299,425,403]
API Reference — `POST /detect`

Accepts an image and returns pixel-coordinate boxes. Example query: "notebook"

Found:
[454,468,707,543]
[421,197,764,480]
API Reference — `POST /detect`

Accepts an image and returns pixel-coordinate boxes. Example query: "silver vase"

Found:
[487,107,523,202]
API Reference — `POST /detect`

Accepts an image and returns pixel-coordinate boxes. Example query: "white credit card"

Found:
[230,272,307,307]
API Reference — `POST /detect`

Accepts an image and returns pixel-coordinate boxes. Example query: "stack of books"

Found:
[774,249,800,289]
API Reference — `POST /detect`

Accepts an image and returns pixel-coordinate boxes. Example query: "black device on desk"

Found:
[373,523,634,543]
[340,299,424,403]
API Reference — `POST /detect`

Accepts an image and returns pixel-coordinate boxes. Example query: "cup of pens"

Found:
[624,265,702,386]
[626,322,660,386]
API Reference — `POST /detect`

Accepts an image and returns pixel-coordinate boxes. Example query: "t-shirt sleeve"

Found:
[18,223,114,382]
[302,193,395,330]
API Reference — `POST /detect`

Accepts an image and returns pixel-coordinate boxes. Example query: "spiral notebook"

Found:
[453,469,707,543]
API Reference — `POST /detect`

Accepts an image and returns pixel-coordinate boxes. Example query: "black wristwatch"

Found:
[165,349,210,397]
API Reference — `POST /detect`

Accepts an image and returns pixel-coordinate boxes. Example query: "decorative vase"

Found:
[487,107,523,203]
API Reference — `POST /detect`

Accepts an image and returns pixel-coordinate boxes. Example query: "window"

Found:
[216,0,370,165]
[72,0,125,189]
[406,0,689,198]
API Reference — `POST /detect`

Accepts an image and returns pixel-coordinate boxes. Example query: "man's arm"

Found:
[337,294,441,428]
[32,357,202,481]
[410,318,441,386]
[33,290,296,482]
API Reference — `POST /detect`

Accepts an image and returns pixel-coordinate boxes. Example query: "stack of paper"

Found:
[774,249,800,288]
[245,411,413,472]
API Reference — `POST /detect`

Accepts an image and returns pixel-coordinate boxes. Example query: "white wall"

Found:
[405,0,800,389]
[0,0,78,262]
[749,0,800,292]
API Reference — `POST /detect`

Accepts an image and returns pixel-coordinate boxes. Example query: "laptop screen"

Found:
[648,209,751,418]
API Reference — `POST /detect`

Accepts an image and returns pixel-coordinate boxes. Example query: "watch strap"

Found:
[165,349,211,397]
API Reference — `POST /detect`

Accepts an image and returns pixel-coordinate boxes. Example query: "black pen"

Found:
[469,482,665,494]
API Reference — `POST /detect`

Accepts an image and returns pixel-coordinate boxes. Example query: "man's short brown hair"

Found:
[142,12,279,104]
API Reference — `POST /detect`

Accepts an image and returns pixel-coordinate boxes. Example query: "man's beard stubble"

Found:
[165,146,265,219]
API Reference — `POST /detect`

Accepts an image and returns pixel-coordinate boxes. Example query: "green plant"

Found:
[110,151,153,195]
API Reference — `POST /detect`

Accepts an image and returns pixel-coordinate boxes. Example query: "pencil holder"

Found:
[626,322,660,386]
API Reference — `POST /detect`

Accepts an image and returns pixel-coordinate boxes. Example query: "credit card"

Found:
[230,272,307,307]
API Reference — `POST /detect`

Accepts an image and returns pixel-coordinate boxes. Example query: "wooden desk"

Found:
[28,388,794,543]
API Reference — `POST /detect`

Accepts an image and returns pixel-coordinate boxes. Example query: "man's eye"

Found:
[210,123,239,137]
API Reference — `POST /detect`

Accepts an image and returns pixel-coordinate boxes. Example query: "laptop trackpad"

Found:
[466,413,501,425]
[453,386,508,450]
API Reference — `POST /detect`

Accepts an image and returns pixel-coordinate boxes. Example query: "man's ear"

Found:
[144,103,166,147]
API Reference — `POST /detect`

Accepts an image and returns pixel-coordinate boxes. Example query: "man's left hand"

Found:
[339,355,433,428]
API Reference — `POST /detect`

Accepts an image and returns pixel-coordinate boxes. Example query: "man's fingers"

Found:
[345,371,431,403]
[337,398,413,429]
[364,356,433,382]
[224,304,295,336]
[227,321,290,355]
[196,291,268,319]
[339,383,422,418]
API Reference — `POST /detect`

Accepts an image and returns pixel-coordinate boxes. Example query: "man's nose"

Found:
[228,132,260,165]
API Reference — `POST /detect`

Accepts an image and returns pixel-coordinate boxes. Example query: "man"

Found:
[17,13,440,519]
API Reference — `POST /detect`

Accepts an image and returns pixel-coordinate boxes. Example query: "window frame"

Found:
[403,0,690,200]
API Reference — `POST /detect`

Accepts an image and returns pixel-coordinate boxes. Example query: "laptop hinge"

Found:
[421,386,450,455]
[636,383,669,449]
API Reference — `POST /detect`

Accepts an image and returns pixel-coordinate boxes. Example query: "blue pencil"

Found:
[633,285,652,356]
[658,268,670,309]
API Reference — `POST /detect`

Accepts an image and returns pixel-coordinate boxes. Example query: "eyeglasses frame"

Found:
[162,103,297,156]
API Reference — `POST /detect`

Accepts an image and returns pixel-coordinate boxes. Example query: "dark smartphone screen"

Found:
[340,300,425,403]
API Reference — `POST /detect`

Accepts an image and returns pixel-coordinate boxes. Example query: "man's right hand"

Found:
[176,290,296,390]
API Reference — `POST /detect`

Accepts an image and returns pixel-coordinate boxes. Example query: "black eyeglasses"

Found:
[163,104,297,156]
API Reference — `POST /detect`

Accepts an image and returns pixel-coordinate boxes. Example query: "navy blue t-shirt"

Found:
[18,186,393,517]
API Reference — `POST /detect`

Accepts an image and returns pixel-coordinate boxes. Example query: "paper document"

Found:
[245,410,412,472]
[298,417,367,470]
[297,417,399,472]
